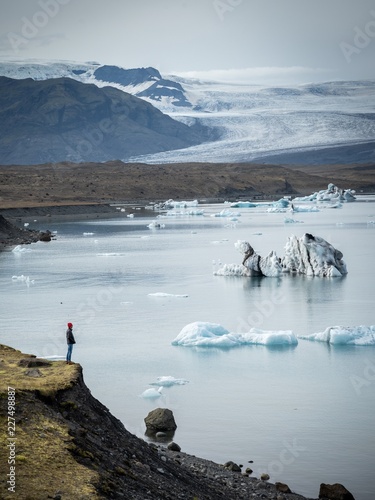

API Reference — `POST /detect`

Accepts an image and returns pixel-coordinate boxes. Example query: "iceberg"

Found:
[158,199,199,210]
[171,321,298,347]
[216,232,347,278]
[293,183,356,203]
[211,209,241,218]
[299,325,375,345]
[147,221,165,229]
[140,387,163,399]
[235,240,283,277]
[148,292,188,298]
[282,233,347,277]
[150,376,189,387]
[284,217,304,224]
[230,201,257,208]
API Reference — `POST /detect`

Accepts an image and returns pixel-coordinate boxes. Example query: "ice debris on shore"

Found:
[172,321,298,347]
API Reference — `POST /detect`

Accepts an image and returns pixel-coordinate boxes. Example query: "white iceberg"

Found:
[216,233,347,278]
[292,205,320,213]
[230,201,257,208]
[148,292,188,298]
[211,209,241,218]
[235,240,282,277]
[282,233,347,277]
[12,245,32,253]
[11,275,35,285]
[171,321,298,347]
[284,217,304,224]
[150,376,189,387]
[293,183,356,203]
[161,199,199,209]
[147,221,165,229]
[299,325,375,345]
[164,209,204,216]
[214,263,249,277]
[140,387,163,399]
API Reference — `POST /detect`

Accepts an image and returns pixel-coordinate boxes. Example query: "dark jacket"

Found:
[66,328,76,345]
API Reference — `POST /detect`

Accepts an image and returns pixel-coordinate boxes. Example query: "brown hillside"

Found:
[1,161,374,209]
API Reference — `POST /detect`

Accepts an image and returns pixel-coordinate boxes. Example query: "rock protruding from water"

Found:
[276,482,292,493]
[224,461,242,473]
[167,441,181,452]
[144,408,177,435]
[319,482,355,500]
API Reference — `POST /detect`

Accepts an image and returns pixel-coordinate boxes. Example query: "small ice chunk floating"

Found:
[216,233,347,278]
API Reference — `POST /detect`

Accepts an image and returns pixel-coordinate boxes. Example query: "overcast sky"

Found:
[0,0,374,84]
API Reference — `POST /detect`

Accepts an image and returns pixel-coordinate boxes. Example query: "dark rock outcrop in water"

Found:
[0,214,50,249]
[0,343,332,500]
[0,76,204,165]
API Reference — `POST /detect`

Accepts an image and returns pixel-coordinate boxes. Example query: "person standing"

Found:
[66,322,76,364]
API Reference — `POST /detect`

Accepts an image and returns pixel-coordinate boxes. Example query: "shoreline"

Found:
[1,343,357,499]
[0,204,153,250]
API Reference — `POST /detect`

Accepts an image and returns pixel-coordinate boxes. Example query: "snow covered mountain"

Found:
[1,59,374,165]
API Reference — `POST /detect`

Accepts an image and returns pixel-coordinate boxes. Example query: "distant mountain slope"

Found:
[1,61,375,165]
[0,76,204,165]
[93,65,192,107]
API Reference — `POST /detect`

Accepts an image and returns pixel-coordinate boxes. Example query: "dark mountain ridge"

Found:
[0,76,203,165]
[94,65,192,107]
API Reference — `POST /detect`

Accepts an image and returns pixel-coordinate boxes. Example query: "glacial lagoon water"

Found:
[1,199,375,499]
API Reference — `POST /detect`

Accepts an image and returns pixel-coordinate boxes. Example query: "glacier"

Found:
[1,60,374,164]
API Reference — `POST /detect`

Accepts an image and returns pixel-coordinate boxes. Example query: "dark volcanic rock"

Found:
[94,66,192,107]
[276,481,292,493]
[319,483,355,500]
[94,65,161,86]
[0,76,204,165]
[144,408,177,434]
[0,214,45,249]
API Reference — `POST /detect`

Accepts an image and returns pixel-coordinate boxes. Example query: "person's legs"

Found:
[66,344,73,362]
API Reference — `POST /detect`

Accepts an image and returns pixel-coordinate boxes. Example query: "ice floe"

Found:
[140,387,163,398]
[171,321,298,347]
[147,221,165,229]
[148,292,188,298]
[230,201,257,208]
[150,376,189,387]
[284,217,304,224]
[155,199,199,210]
[11,275,35,285]
[299,325,375,345]
[12,245,32,253]
[293,183,356,203]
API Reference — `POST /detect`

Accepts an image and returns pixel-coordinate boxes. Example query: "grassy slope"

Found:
[0,345,99,499]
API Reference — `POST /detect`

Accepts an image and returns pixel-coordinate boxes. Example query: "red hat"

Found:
[67,322,73,328]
